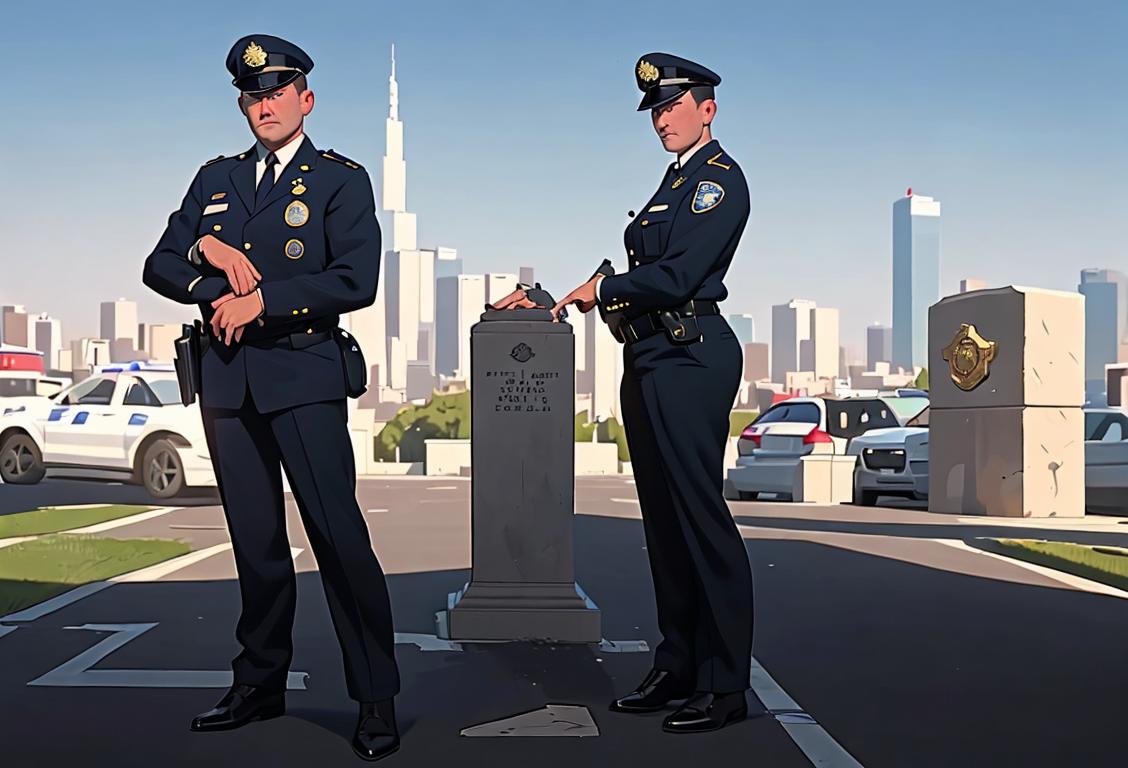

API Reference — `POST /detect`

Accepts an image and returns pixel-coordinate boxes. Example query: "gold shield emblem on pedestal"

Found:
[941,323,998,391]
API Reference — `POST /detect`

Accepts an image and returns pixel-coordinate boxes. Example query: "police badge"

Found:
[691,181,725,213]
[285,200,310,227]
[941,323,997,391]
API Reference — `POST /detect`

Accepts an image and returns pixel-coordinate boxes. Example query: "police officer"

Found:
[553,53,754,733]
[142,35,399,761]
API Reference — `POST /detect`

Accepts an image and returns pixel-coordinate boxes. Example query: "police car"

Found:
[0,362,215,498]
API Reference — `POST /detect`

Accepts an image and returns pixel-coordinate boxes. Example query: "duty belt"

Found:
[610,300,720,344]
[208,324,335,350]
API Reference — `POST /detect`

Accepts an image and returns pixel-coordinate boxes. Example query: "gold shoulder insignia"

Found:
[706,152,732,171]
[202,154,226,167]
[321,149,362,170]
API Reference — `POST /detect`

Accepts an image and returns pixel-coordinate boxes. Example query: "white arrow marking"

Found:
[28,623,307,689]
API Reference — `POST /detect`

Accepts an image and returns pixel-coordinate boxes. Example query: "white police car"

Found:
[0,363,215,498]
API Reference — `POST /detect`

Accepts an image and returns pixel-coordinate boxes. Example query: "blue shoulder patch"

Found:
[691,181,725,214]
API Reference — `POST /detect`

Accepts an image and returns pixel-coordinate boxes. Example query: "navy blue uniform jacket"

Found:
[142,136,380,413]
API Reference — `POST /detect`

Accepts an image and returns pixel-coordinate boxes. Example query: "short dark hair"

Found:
[688,85,714,105]
[294,74,308,93]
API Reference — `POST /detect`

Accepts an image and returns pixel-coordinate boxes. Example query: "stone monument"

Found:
[927,285,1085,517]
[437,308,601,641]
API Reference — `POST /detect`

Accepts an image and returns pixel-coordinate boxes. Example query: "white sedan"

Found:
[0,365,215,498]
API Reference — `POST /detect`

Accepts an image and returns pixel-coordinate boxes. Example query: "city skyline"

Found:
[3,1,1124,356]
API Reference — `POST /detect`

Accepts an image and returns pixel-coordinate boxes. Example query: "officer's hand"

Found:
[210,292,263,346]
[488,287,538,311]
[199,235,263,297]
[550,277,599,320]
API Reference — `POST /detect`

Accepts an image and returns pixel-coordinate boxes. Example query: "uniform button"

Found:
[306,328,313,334]
[292,309,299,315]
[628,249,635,256]
[300,164,310,171]
[634,260,640,266]
[212,224,222,232]
[256,319,265,327]
[301,308,309,314]
[641,219,649,226]
[244,242,252,250]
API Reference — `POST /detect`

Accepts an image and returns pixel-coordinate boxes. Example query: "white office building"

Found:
[892,190,941,371]
[100,298,138,351]
[771,299,816,384]
[436,274,485,379]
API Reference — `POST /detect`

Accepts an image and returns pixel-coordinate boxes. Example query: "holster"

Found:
[173,321,204,406]
[332,328,368,398]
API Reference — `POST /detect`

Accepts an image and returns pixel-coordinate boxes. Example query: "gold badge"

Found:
[291,178,306,195]
[243,41,268,68]
[284,200,310,227]
[671,176,686,189]
[637,59,659,83]
[941,323,998,391]
[284,238,304,259]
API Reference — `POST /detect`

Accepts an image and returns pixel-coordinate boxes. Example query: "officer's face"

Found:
[651,92,716,154]
[238,83,315,148]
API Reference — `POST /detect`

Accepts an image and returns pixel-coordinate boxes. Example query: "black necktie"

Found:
[254,152,278,210]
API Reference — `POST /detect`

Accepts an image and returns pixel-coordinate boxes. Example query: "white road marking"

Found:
[365,508,389,514]
[609,498,639,504]
[64,506,178,534]
[111,543,234,583]
[28,623,308,689]
[750,655,864,767]
[0,582,114,623]
[0,535,38,550]
[167,524,226,530]
[426,485,460,490]
[394,632,463,651]
[932,539,1128,600]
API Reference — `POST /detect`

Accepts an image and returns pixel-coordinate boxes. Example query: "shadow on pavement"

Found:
[0,478,220,516]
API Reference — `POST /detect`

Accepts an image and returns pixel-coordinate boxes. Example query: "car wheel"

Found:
[0,432,46,484]
[142,439,185,499]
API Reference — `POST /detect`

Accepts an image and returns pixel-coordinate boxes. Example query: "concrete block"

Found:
[793,454,856,504]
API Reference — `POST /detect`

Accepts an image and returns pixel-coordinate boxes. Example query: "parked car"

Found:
[726,397,901,501]
[847,424,928,505]
[0,364,215,498]
[880,395,929,426]
[1084,408,1128,513]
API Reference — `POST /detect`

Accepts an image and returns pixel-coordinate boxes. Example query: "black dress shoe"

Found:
[352,699,400,762]
[662,691,748,733]
[190,683,285,732]
[609,669,694,714]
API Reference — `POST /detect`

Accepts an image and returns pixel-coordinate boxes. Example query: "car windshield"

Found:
[907,407,930,427]
[882,396,929,424]
[754,402,821,426]
[147,379,183,406]
[825,399,901,438]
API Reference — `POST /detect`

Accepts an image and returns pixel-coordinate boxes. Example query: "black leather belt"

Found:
[611,300,720,344]
[209,326,334,350]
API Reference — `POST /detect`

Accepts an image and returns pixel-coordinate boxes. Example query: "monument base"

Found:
[437,581,601,642]
[929,405,1084,517]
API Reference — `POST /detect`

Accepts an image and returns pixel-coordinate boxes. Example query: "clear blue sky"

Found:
[3,0,1125,357]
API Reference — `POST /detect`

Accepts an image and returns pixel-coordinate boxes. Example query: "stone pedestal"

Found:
[927,286,1085,517]
[438,308,601,641]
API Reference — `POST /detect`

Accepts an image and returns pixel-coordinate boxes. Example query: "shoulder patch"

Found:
[705,152,732,171]
[201,154,226,167]
[691,181,725,213]
[321,149,362,170]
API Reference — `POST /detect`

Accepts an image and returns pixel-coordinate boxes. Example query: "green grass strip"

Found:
[988,538,1128,592]
[0,534,190,615]
[0,504,154,538]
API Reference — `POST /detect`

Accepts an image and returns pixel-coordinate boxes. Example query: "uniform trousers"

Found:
[619,314,754,693]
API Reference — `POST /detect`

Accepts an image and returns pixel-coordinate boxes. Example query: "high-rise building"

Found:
[892,190,941,371]
[2,305,31,347]
[435,247,462,279]
[960,278,986,294]
[771,299,815,384]
[519,267,536,286]
[743,342,769,382]
[866,323,893,370]
[382,45,416,252]
[100,298,139,351]
[485,273,520,305]
[586,314,621,421]
[727,314,755,346]
[1079,268,1128,399]
[436,274,485,378]
[146,323,182,362]
[33,314,62,371]
[809,307,839,380]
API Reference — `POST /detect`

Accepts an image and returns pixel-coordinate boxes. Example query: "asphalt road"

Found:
[2,476,1127,767]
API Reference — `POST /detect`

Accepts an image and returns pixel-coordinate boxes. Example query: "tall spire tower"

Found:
[383,44,417,251]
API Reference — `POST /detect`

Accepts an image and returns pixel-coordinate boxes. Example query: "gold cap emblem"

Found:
[637,60,659,83]
[941,323,998,391]
[243,41,268,68]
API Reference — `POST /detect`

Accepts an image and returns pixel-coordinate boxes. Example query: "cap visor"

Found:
[637,85,691,111]
[234,69,301,94]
